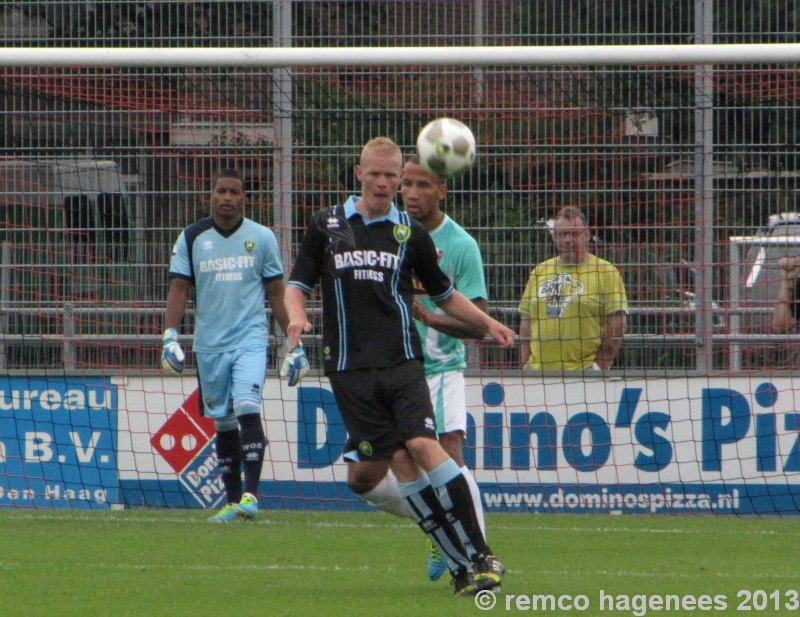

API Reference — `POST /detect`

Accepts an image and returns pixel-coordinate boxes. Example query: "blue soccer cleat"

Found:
[427,539,448,582]
[208,503,238,523]
[235,492,258,520]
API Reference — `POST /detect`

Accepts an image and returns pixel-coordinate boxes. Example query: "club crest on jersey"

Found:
[244,240,255,253]
[393,224,411,244]
[358,441,373,457]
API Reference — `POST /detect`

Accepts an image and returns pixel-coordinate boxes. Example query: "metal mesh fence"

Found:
[1,1,800,373]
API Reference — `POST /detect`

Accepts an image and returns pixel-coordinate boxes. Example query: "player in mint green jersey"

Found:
[344,156,492,585]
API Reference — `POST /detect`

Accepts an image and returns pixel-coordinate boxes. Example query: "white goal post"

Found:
[1,44,800,67]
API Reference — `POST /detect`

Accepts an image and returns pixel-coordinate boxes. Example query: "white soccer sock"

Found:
[362,472,412,519]
[460,466,486,538]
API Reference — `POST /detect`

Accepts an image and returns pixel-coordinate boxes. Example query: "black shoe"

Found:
[451,569,477,597]
[474,554,504,591]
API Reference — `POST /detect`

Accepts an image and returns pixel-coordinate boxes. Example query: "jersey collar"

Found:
[212,216,244,238]
[343,195,401,226]
[429,213,450,236]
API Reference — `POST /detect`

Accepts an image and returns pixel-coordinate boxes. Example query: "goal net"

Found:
[1,0,799,515]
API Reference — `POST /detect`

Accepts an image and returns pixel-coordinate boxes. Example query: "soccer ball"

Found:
[416,118,476,178]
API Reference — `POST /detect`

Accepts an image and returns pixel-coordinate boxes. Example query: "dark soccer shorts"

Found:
[330,359,438,462]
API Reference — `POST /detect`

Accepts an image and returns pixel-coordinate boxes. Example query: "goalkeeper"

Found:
[161,168,295,523]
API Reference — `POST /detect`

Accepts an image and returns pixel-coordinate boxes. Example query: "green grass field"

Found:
[2,509,799,617]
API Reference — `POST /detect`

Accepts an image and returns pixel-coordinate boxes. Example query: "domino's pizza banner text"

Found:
[2,375,800,513]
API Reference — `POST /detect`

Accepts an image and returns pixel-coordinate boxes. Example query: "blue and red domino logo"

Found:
[150,390,225,508]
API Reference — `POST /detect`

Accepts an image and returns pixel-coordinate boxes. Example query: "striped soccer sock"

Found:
[398,475,471,576]
[428,459,491,560]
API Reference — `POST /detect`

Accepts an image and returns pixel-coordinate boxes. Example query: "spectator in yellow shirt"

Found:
[518,206,628,370]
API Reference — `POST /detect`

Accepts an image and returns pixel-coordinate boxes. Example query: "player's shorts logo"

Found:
[358,441,373,457]
[244,240,255,253]
[393,224,411,244]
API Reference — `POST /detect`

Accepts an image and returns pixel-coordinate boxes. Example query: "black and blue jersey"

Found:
[288,196,454,374]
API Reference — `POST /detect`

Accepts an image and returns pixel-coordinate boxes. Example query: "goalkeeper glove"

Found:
[161,328,185,375]
[280,344,309,387]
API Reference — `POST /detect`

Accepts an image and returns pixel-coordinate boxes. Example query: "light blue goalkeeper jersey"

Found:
[414,214,487,376]
[168,217,284,353]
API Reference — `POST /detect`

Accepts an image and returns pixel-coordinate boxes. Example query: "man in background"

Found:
[518,206,628,371]
[772,256,800,332]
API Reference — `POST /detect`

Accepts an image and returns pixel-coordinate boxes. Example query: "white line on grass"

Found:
[1,560,795,581]
[1,512,797,538]
[0,512,419,528]
[0,561,371,572]
[490,523,788,536]
[0,512,421,529]
[521,568,800,581]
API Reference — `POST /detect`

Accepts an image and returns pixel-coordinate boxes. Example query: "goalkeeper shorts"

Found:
[195,344,267,419]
